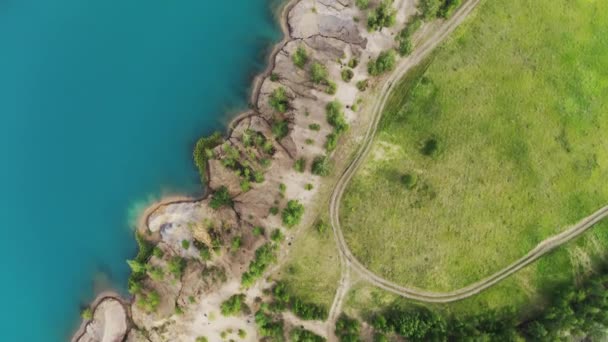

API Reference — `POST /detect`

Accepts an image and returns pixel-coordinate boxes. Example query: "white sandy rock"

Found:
[77,298,128,342]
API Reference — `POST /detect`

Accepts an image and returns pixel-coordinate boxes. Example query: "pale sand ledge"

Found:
[74,0,420,341]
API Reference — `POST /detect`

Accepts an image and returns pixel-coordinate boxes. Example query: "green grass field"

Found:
[340,0,608,295]
[345,220,608,318]
[275,211,341,309]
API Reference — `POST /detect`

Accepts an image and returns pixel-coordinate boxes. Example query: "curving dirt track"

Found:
[328,0,608,303]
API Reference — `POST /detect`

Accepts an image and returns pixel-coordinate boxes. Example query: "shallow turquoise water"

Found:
[0,0,281,340]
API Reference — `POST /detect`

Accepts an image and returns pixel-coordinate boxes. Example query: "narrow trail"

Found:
[328,0,608,304]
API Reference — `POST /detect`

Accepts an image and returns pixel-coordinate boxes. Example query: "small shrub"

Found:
[295,158,306,172]
[168,256,186,278]
[269,206,279,215]
[240,179,251,192]
[309,123,321,131]
[292,45,309,69]
[137,290,160,313]
[356,79,369,91]
[420,137,439,156]
[315,220,328,234]
[291,328,325,342]
[231,236,242,252]
[210,186,233,209]
[401,173,418,189]
[196,337,208,342]
[282,200,305,228]
[311,156,331,176]
[238,329,247,338]
[305,138,314,145]
[325,132,338,152]
[355,0,369,9]
[305,183,314,191]
[341,68,354,82]
[270,72,280,82]
[181,239,190,250]
[348,58,359,68]
[81,308,93,320]
[152,247,164,258]
[253,226,264,236]
[310,61,329,84]
[199,245,211,261]
[271,119,289,139]
[279,183,287,194]
[148,266,164,281]
[269,87,289,113]
[325,81,337,95]
[271,229,285,243]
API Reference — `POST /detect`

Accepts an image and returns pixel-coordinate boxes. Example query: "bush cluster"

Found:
[255,308,284,340]
[269,87,290,113]
[282,200,305,228]
[335,314,361,341]
[292,45,309,69]
[367,0,397,31]
[368,50,396,76]
[291,328,326,342]
[242,243,277,287]
[420,0,462,19]
[220,294,246,316]
[396,16,422,56]
[311,155,331,176]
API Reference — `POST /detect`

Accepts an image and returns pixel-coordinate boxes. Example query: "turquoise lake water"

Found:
[0,0,281,340]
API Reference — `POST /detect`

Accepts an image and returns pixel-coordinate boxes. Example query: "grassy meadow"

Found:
[340,0,608,297]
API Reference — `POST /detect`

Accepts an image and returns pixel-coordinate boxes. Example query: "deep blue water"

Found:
[0,0,281,340]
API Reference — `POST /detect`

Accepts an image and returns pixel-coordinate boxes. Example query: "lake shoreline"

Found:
[70,0,297,339]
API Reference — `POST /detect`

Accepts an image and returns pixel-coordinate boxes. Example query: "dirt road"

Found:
[328,0,608,305]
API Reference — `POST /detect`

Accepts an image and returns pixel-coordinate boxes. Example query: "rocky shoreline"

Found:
[73,0,423,341]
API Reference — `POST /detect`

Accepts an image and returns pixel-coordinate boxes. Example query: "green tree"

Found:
[220,294,246,316]
[81,308,93,320]
[367,0,397,31]
[293,45,309,68]
[326,101,349,133]
[167,256,186,278]
[282,200,305,228]
[271,119,289,139]
[311,156,331,176]
[242,243,277,287]
[291,328,326,341]
[210,186,233,209]
[310,62,329,84]
[420,0,442,18]
[294,158,306,172]
[355,0,369,10]
[269,87,290,113]
[341,68,354,82]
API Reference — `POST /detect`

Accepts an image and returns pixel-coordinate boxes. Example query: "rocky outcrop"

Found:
[75,298,128,342]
